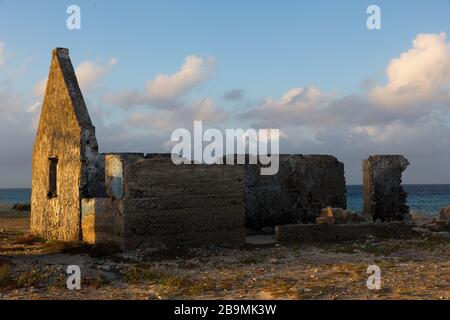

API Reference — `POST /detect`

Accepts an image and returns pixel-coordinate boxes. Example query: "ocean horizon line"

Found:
[2,183,450,189]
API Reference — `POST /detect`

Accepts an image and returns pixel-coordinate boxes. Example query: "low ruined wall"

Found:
[363,155,409,221]
[105,154,246,250]
[86,153,347,248]
[276,222,415,242]
[244,155,346,229]
[81,198,124,247]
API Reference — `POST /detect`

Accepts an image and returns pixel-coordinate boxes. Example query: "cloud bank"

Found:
[1,33,450,186]
[103,54,216,108]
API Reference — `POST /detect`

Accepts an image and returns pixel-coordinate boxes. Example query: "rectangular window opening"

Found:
[48,157,58,198]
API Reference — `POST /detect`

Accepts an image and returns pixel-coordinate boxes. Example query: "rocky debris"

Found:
[330,208,347,223]
[316,207,372,225]
[146,293,160,300]
[439,206,450,226]
[97,265,111,272]
[430,231,450,240]
[363,155,410,221]
[412,227,432,236]
[408,210,434,226]
[269,258,279,264]
[316,207,334,224]
[297,287,312,295]
[360,213,374,223]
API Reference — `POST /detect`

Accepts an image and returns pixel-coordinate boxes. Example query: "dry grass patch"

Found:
[0,262,50,289]
[16,268,49,288]
[0,262,13,288]
[84,273,107,289]
[13,234,45,245]
[237,255,267,265]
[124,264,193,292]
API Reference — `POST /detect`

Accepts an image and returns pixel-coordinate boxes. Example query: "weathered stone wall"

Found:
[81,198,124,246]
[276,222,415,242]
[31,48,104,242]
[102,154,246,249]
[244,155,347,229]
[363,155,409,221]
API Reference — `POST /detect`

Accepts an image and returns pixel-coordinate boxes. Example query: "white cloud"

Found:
[128,97,227,131]
[104,54,216,108]
[27,101,40,113]
[245,33,450,132]
[236,33,450,183]
[33,58,118,96]
[33,78,47,97]
[371,32,450,110]
[76,58,118,91]
[26,101,41,129]
[190,97,227,123]
[145,55,215,101]
[242,85,333,127]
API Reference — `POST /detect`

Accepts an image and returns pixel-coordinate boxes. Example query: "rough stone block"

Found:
[363,155,409,221]
[81,198,124,247]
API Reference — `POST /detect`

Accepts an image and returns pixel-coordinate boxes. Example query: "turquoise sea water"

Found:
[347,184,450,216]
[1,185,449,216]
[0,188,31,204]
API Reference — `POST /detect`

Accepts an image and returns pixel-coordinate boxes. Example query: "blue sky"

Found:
[2,0,450,97]
[1,0,450,186]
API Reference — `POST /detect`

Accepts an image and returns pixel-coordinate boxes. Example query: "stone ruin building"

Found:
[30,48,410,250]
[363,155,410,221]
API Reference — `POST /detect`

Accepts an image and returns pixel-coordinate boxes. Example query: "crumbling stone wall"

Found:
[87,153,246,250]
[31,48,104,242]
[363,155,409,221]
[81,198,124,246]
[244,155,347,229]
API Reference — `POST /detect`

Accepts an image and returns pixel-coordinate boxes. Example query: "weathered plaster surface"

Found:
[107,154,247,249]
[81,198,124,246]
[31,48,103,241]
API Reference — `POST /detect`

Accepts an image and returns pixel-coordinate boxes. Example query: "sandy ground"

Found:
[0,210,449,300]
